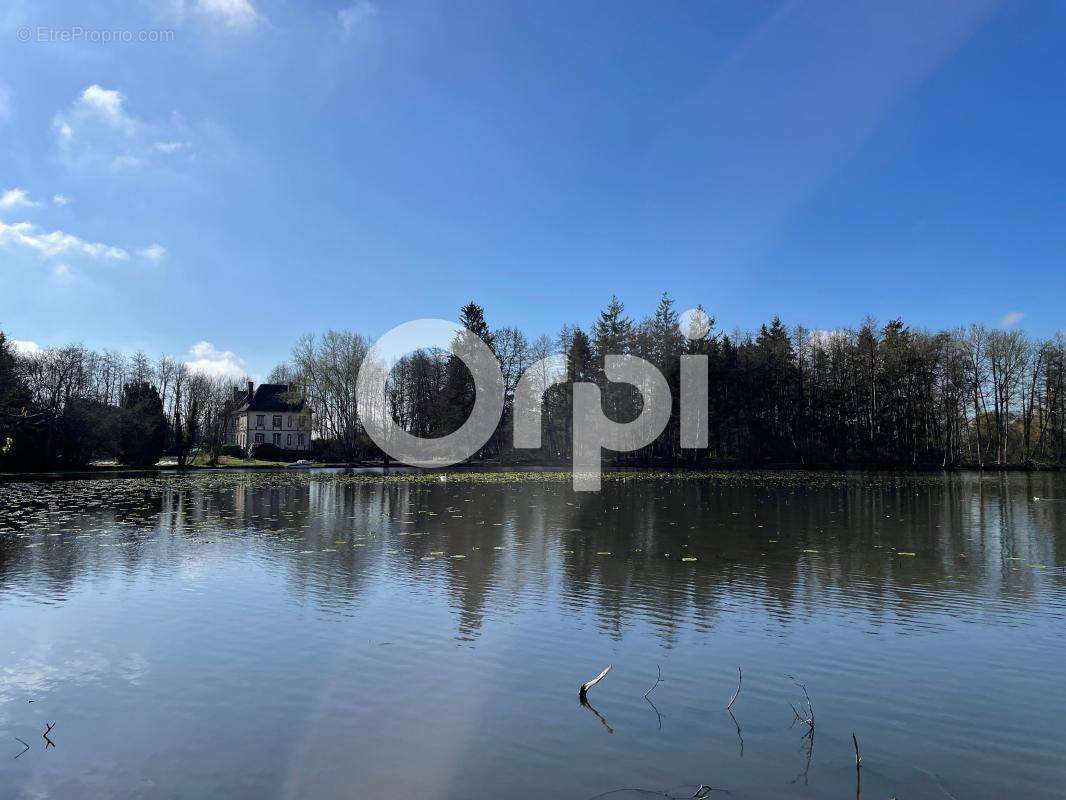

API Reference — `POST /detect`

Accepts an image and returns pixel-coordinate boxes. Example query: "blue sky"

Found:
[1,0,1064,378]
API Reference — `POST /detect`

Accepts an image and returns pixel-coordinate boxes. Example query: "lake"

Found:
[1,470,1064,799]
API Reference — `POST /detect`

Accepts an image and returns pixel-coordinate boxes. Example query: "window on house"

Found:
[273,415,282,429]
[256,415,265,428]
[287,434,292,446]
[298,434,305,446]
[273,433,281,445]
[287,415,293,428]
[254,433,264,444]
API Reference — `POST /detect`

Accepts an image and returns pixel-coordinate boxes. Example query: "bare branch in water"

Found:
[580,664,612,702]
[786,676,814,727]
[784,677,815,786]
[13,737,30,759]
[643,664,664,700]
[43,722,56,750]
[584,784,725,800]
[726,666,742,711]
[853,732,862,800]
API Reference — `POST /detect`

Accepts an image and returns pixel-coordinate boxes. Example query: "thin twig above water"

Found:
[726,666,742,711]
[580,664,612,702]
[643,664,663,700]
[787,676,814,727]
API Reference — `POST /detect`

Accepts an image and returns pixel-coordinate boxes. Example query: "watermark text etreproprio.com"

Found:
[17,26,175,44]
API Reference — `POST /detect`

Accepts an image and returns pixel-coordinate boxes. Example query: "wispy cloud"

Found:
[139,243,167,262]
[0,219,129,260]
[53,194,72,206]
[111,155,143,170]
[53,85,141,169]
[52,86,217,172]
[0,188,39,210]
[185,341,247,379]
[999,311,1025,328]
[153,141,188,154]
[55,120,74,143]
[338,0,378,36]
[194,0,259,30]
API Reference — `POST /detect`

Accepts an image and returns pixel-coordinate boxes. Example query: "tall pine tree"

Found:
[118,381,166,467]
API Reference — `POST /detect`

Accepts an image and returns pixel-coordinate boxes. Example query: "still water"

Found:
[0,470,1064,800]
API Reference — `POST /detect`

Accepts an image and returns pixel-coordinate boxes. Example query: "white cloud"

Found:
[0,85,12,124]
[11,339,41,356]
[0,188,39,210]
[55,120,74,143]
[185,341,247,379]
[809,328,850,348]
[52,263,74,282]
[338,0,378,35]
[139,243,167,262]
[76,85,137,134]
[52,86,216,172]
[52,85,143,169]
[53,194,72,206]
[999,311,1025,328]
[0,219,129,260]
[195,0,258,29]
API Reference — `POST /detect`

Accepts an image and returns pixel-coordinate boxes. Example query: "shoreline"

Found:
[1,460,1062,482]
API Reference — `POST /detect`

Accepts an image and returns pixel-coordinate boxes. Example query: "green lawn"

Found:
[191,455,290,468]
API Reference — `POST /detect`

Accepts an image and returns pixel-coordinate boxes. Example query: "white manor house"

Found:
[226,381,312,452]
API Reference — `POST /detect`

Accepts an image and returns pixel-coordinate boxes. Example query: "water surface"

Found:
[1,470,1064,799]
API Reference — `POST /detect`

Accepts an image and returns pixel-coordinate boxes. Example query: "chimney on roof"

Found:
[247,379,254,396]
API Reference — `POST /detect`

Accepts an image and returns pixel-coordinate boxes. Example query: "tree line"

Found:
[0,334,232,469]
[3,294,1065,470]
[268,296,1065,469]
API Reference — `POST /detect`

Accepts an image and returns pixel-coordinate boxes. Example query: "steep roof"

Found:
[236,384,307,413]
[223,386,252,414]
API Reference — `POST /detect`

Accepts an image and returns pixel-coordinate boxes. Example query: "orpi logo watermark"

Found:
[356,311,712,491]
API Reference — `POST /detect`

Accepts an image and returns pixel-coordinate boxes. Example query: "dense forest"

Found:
[2,294,1065,470]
